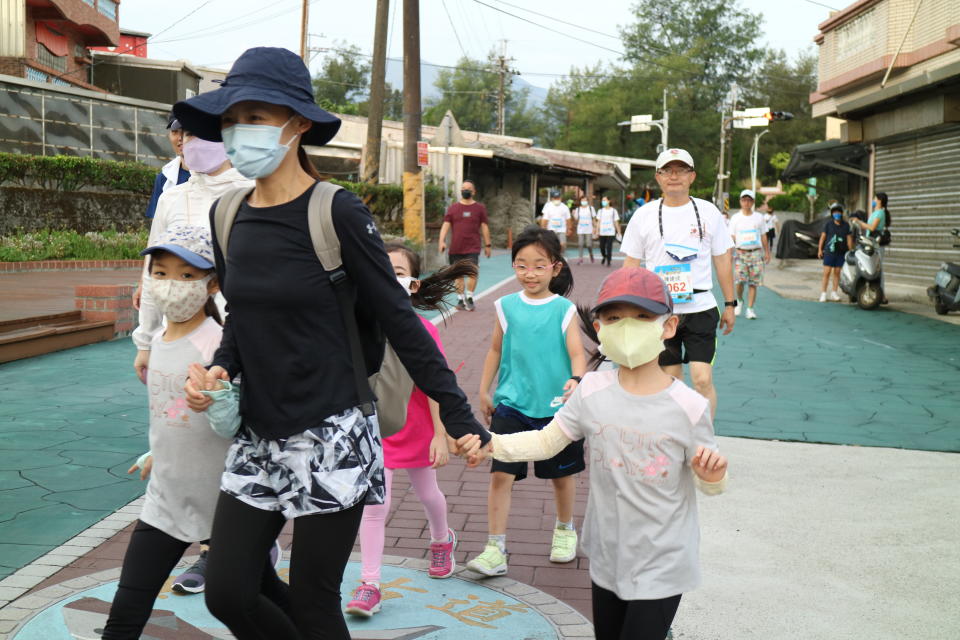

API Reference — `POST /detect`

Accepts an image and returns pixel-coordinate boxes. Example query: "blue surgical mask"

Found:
[221,117,299,179]
[833,213,842,220]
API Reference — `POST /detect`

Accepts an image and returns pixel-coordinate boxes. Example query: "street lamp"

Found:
[750,129,770,193]
[617,90,669,153]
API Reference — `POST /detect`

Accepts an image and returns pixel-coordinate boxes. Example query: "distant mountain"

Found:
[383,57,548,109]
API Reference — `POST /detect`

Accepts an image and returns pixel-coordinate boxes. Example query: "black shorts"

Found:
[448,252,480,266]
[659,307,720,366]
[490,404,584,481]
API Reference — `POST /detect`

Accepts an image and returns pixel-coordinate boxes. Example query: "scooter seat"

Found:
[945,262,960,278]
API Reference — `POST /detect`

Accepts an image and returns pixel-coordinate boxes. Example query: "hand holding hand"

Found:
[467,442,493,468]
[185,364,227,412]
[429,434,450,469]
[691,446,727,483]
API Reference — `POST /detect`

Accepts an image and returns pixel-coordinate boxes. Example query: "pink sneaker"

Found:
[345,583,382,617]
[428,529,457,578]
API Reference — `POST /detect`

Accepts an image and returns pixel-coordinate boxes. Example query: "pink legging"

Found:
[359,466,449,583]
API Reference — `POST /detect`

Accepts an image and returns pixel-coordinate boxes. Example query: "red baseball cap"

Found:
[592,267,673,315]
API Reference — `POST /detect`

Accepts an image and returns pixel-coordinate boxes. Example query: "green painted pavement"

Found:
[0,339,148,580]
[711,285,960,452]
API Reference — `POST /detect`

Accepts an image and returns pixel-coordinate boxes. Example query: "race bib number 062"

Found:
[654,263,694,304]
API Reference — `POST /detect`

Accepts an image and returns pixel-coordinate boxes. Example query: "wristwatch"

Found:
[724,300,738,308]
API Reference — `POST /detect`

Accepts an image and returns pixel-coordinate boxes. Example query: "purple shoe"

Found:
[270,539,282,569]
[172,550,208,594]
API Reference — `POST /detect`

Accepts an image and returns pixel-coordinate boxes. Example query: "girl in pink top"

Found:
[346,244,478,618]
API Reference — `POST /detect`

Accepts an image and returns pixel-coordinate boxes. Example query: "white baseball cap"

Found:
[739,189,756,200]
[655,148,695,170]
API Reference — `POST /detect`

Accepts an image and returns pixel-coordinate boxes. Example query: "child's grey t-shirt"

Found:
[555,369,718,599]
[140,317,230,542]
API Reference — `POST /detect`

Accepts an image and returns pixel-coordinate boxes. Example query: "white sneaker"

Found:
[734,304,742,317]
[818,292,827,302]
[829,290,841,301]
[746,308,757,319]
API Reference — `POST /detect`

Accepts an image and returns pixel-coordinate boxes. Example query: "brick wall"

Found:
[75,284,136,336]
[0,57,25,77]
[0,260,142,273]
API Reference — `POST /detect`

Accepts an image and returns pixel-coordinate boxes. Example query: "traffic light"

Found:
[765,111,794,121]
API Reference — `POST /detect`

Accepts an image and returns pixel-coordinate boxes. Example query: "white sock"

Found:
[556,519,575,531]
[466,290,475,300]
[489,534,506,553]
[363,581,380,589]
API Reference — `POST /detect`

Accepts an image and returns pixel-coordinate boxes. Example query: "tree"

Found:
[313,43,371,114]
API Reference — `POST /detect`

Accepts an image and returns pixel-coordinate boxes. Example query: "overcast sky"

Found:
[123,0,835,87]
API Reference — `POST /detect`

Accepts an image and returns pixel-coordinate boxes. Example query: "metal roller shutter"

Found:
[874,124,960,287]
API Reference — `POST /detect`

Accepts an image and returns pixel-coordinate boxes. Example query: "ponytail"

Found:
[550,257,574,297]
[297,145,322,180]
[385,242,478,314]
[875,192,890,227]
[577,304,606,371]
[203,297,222,325]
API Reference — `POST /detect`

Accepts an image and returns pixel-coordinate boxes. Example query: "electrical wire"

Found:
[441,0,470,61]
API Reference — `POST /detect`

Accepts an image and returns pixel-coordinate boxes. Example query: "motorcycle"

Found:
[927,228,960,315]
[840,233,884,310]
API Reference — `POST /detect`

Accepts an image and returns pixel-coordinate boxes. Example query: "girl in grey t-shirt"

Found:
[460,266,730,640]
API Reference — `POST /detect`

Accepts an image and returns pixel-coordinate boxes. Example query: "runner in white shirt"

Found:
[573,199,597,264]
[596,199,621,267]
[621,148,736,418]
[728,189,771,320]
[541,190,571,249]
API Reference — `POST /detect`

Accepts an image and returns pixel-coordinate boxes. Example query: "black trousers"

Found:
[204,491,365,640]
[592,582,682,640]
[101,520,286,639]
[599,236,615,265]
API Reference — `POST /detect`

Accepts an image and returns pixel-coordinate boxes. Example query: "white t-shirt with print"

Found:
[573,206,595,234]
[728,211,767,250]
[763,212,778,234]
[620,197,733,314]
[541,201,571,233]
[597,207,620,236]
[554,370,718,600]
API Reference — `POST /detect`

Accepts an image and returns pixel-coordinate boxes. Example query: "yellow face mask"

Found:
[597,316,667,369]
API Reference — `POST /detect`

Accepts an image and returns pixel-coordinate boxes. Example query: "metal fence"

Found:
[0,75,171,167]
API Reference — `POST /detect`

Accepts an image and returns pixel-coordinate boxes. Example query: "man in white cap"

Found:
[727,189,771,319]
[621,148,735,417]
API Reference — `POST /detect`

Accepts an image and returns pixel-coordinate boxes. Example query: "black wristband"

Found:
[725,300,738,308]
[569,375,582,383]
[485,243,491,247]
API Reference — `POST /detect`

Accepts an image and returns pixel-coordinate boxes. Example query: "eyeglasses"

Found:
[512,263,556,275]
[657,168,693,177]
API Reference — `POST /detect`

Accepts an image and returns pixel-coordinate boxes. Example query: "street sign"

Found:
[732,107,770,129]
[417,141,429,167]
[630,114,652,132]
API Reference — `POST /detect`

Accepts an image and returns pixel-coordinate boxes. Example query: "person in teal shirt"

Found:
[853,191,890,303]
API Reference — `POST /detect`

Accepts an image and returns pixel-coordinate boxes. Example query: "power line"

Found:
[440,0,469,61]
[149,0,217,41]
[801,0,840,10]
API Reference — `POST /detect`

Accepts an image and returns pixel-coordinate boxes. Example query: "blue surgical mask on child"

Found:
[833,213,842,220]
[597,315,668,369]
[221,116,299,179]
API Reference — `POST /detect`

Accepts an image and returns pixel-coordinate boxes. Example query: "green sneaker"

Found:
[466,542,508,577]
[549,527,578,563]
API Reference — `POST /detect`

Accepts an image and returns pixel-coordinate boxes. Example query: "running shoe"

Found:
[428,529,457,578]
[829,290,841,301]
[345,583,382,617]
[172,550,208,594]
[465,297,476,311]
[456,299,467,311]
[819,292,827,302]
[466,542,508,577]
[734,304,742,316]
[549,527,578,563]
[746,308,757,319]
[270,539,282,569]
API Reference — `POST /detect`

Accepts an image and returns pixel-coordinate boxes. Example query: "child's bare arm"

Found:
[562,321,586,400]
[428,399,449,468]
[478,318,504,424]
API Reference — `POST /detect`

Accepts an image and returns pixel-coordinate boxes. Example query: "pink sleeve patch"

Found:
[578,369,616,400]
[668,382,709,425]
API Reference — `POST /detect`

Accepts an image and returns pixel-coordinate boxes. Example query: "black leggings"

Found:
[599,236,615,265]
[204,491,365,640]
[591,582,681,640]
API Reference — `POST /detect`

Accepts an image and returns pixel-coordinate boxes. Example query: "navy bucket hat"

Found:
[173,47,341,146]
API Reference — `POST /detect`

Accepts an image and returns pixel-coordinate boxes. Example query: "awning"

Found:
[781,140,869,181]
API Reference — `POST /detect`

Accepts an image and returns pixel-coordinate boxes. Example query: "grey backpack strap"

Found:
[212,186,255,259]
[305,181,345,271]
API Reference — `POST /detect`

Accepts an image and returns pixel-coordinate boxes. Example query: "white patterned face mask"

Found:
[146,275,213,322]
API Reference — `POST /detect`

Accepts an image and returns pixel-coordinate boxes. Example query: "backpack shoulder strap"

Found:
[305,181,345,272]
[212,186,255,259]
[304,181,376,417]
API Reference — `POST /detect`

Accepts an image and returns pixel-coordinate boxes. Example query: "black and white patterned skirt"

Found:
[220,406,385,519]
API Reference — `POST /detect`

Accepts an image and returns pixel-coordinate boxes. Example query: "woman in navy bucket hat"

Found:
[178,47,491,639]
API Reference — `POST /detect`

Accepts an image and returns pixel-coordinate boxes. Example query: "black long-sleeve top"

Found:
[209,184,491,444]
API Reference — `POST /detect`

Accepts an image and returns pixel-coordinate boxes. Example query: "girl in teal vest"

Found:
[467,226,587,578]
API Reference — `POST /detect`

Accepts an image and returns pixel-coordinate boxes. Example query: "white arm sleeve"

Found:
[695,472,728,496]
[491,420,573,463]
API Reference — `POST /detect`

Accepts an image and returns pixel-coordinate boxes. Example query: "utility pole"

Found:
[299,0,309,61]
[402,0,425,247]
[494,40,516,136]
[362,0,389,186]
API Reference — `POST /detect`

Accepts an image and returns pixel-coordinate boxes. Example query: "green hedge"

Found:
[0,153,156,194]
[0,229,150,261]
